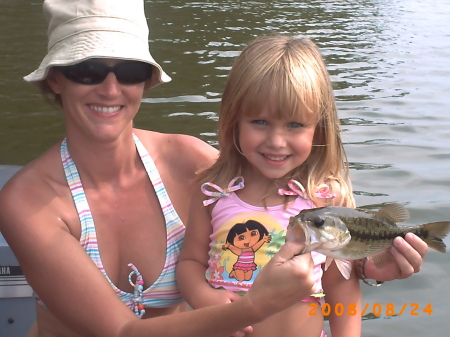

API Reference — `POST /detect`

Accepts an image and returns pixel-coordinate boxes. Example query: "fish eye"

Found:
[313,217,325,227]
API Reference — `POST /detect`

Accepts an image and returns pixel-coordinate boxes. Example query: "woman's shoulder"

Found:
[0,142,66,208]
[134,129,218,167]
[0,142,71,235]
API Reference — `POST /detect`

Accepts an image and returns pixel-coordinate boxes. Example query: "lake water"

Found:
[0,0,449,336]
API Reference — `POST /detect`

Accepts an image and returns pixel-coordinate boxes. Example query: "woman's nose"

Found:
[97,72,121,96]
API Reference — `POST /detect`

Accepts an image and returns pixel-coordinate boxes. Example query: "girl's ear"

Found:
[45,68,62,94]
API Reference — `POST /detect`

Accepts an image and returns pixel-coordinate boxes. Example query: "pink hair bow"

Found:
[278,180,335,199]
[201,176,245,206]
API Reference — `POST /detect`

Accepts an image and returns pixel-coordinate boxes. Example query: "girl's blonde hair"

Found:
[201,35,354,207]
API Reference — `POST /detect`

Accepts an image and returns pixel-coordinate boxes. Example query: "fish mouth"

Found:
[287,217,310,245]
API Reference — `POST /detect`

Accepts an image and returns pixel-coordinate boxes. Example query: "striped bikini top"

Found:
[60,134,185,317]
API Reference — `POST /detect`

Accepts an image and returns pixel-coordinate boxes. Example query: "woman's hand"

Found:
[364,233,428,281]
[244,241,315,320]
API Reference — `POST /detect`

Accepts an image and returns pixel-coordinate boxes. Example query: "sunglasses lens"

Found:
[60,61,153,85]
[115,62,153,84]
[62,62,107,85]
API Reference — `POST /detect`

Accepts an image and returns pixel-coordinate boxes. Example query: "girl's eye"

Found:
[251,119,267,126]
[287,122,305,129]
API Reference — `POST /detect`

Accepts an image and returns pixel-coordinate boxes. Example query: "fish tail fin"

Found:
[422,221,450,253]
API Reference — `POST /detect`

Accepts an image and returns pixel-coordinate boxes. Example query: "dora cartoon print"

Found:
[223,220,271,281]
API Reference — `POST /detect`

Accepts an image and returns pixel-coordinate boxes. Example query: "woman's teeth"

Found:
[89,105,122,114]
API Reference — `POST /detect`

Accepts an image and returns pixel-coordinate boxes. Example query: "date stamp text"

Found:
[309,302,433,317]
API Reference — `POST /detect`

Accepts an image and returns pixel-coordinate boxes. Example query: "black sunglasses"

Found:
[58,61,153,85]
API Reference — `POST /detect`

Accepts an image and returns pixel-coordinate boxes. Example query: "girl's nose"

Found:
[267,128,287,148]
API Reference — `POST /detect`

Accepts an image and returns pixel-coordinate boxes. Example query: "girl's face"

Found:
[46,59,146,142]
[233,229,260,248]
[238,106,316,180]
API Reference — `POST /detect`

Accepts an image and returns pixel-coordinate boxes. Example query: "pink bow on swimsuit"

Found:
[278,180,335,199]
[201,176,245,206]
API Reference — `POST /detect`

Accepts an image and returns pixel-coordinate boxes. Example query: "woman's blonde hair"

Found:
[201,35,354,207]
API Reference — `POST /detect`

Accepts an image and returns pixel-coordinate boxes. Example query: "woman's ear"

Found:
[45,68,62,94]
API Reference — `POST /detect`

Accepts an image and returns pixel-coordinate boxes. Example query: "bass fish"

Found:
[287,203,450,279]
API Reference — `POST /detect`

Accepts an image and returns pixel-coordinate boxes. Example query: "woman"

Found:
[0,1,319,336]
[0,0,427,336]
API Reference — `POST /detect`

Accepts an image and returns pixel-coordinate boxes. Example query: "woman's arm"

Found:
[129,240,316,337]
[0,175,316,337]
[0,172,140,336]
[322,260,362,337]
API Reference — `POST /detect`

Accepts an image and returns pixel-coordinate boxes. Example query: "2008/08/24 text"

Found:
[309,302,433,317]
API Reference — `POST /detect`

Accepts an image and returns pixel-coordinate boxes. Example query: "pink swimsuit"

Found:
[203,178,326,299]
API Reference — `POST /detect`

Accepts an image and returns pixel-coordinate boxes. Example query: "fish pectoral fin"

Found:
[376,203,410,223]
[324,256,333,271]
[325,257,352,280]
[335,259,352,280]
[369,250,394,269]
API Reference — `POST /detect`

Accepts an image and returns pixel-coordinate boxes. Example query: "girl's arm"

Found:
[322,260,362,337]
[176,187,241,309]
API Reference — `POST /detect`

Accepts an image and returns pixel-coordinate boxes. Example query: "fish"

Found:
[286,203,450,279]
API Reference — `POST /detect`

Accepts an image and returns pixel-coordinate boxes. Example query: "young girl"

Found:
[177,35,361,337]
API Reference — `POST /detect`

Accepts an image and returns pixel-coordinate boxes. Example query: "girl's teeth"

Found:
[264,154,287,161]
[90,105,121,113]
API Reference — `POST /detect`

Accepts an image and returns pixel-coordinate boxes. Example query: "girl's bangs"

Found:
[239,66,322,122]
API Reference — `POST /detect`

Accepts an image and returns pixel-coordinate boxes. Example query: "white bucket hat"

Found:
[24,0,171,89]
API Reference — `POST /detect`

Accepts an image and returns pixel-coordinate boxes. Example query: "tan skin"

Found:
[0,60,319,337]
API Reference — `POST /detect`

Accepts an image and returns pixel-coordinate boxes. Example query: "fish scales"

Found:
[346,215,421,242]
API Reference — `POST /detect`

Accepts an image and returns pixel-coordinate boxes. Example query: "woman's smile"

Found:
[88,104,123,114]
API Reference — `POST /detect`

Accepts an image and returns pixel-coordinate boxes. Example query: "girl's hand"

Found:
[364,233,428,281]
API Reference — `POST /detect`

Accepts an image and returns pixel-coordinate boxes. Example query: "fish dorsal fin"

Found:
[376,203,410,223]
[324,257,352,280]
[369,249,394,268]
